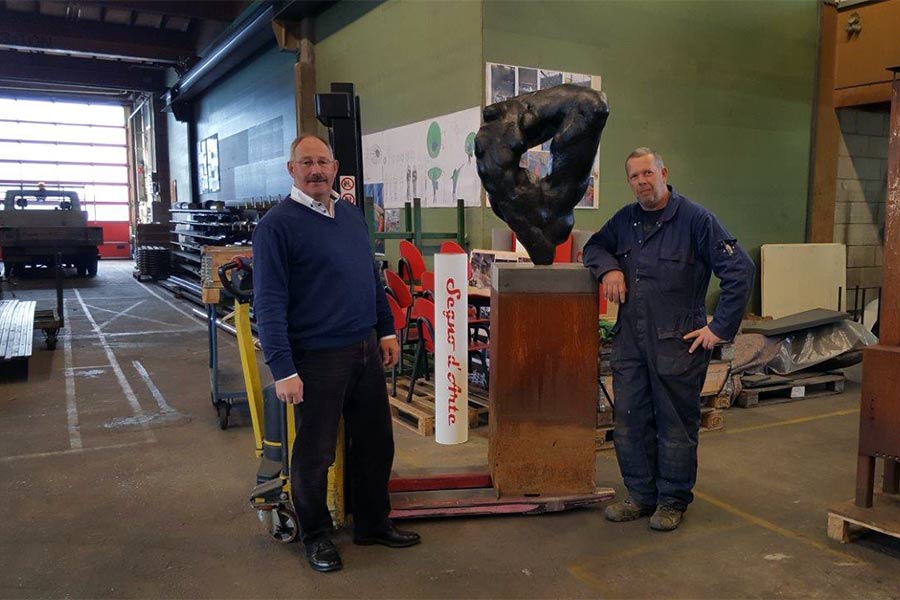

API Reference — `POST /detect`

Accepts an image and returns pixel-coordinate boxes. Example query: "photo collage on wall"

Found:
[198,134,220,194]
[486,63,601,209]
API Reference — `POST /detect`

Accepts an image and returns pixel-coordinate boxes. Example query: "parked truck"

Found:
[0,189,103,278]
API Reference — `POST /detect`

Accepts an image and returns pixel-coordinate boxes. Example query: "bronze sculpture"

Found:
[475,84,609,265]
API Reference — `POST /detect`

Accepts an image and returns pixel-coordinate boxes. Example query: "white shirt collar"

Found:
[290,185,340,218]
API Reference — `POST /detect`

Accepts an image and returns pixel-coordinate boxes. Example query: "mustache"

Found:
[306,174,328,183]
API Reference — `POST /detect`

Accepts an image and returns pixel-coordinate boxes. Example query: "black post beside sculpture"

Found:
[474,84,609,264]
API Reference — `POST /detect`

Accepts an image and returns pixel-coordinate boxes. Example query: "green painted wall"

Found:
[314,0,820,297]
[484,0,819,309]
[315,0,485,266]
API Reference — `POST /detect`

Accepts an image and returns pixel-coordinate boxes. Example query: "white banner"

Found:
[362,107,483,208]
[434,253,469,445]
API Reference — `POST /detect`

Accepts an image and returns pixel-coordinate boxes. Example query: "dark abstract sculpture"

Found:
[474,84,609,265]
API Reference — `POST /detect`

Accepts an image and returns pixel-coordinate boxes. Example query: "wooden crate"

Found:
[200,245,252,304]
[736,373,846,408]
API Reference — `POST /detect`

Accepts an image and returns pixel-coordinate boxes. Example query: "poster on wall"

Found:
[198,138,209,194]
[362,107,482,209]
[198,135,221,194]
[486,62,602,209]
[363,182,385,254]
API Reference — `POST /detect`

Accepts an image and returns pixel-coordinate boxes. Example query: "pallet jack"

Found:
[218,252,612,545]
[218,257,345,544]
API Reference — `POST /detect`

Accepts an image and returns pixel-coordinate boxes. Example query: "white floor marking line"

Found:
[73,288,156,443]
[129,277,206,328]
[132,360,177,414]
[96,299,146,331]
[85,302,181,329]
[1,440,154,463]
[62,364,113,372]
[68,328,202,340]
[61,299,83,450]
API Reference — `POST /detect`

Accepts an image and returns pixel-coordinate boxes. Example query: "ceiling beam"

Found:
[0,8,196,63]
[0,51,167,93]
[78,1,250,22]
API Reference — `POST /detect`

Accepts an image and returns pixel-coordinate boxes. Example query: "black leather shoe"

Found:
[354,524,421,548]
[304,539,343,572]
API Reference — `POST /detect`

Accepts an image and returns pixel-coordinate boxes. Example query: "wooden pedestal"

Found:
[488,264,598,496]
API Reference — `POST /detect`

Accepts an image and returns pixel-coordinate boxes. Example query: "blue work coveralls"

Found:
[583,187,754,510]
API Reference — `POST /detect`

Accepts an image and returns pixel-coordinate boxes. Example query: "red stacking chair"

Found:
[439,240,466,254]
[407,297,489,402]
[439,240,473,282]
[383,268,418,365]
[420,271,435,300]
[398,240,427,295]
[384,269,413,324]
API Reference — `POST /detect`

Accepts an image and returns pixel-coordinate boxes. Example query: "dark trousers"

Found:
[290,331,394,544]
[611,329,710,512]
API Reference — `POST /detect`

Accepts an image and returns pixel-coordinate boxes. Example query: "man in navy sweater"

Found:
[253,134,420,573]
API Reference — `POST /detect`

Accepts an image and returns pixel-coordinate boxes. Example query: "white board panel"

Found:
[761,243,846,319]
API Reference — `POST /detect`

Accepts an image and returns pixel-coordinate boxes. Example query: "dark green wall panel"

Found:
[484,0,818,259]
[196,44,297,204]
[315,0,483,135]
[166,44,298,206]
[315,0,486,260]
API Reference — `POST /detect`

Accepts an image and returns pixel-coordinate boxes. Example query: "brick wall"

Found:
[833,107,888,312]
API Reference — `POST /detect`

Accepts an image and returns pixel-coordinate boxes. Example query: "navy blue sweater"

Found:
[252,197,394,380]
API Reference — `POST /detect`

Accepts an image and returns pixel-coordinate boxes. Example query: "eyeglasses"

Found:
[292,159,335,170]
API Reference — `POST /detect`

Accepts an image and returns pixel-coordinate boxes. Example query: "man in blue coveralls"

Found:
[583,148,754,531]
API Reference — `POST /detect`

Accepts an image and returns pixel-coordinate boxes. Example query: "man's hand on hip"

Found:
[683,325,722,354]
[381,337,401,368]
[275,375,304,404]
[602,270,627,303]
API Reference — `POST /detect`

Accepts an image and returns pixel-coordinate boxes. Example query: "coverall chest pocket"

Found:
[657,251,695,292]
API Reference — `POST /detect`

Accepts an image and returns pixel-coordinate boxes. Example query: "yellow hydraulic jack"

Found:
[217,257,346,544]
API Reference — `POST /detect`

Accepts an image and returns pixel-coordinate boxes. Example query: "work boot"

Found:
[603,497,656,522]
[649,505,684,531]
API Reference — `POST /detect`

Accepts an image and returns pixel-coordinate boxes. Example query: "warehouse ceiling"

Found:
[0,0,251,98]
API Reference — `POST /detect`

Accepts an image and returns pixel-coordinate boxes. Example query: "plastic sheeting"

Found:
[768,320,878,376]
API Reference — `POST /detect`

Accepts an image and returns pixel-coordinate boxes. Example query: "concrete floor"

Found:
[1,261,899,599]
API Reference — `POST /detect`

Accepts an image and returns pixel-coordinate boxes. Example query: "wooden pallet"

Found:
[735,373,845,408]
[703,392,732,409]
[827,494,900,544]
[389,377,489,436]
[712,342,735,362]
[600,360,731,403]
[596,408,724,451]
